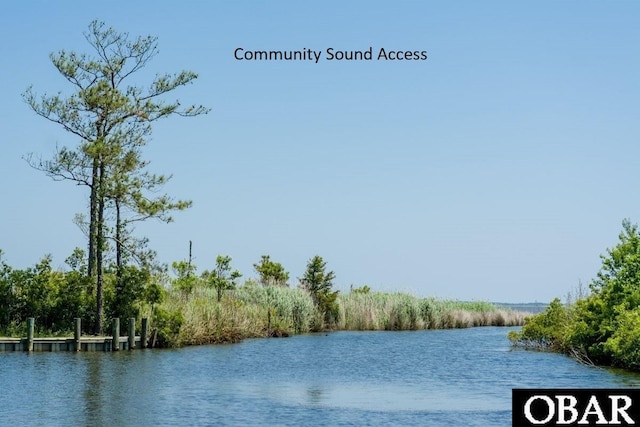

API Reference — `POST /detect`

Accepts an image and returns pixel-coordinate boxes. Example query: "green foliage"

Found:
[351,285,371,294]
[253,255,289,286]
[202,255,242,302]
[602,309,640,370]
[299,255,339,328]
[512,220,640,371]
[107,265,150,320]
[151,306,185,348]
[0,251,16,328]
[0,249,165,336]
[562,221,640,366]
[0,253,93,333]
[143,280,165,307]
[171,260,198,295]
[53,269,94,331]
[508,298,568,350]
[65,247,87,272]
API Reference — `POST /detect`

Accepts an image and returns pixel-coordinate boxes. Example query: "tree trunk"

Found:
[88,157,99,279]
[116,198,122,273]
[94,160,106,335]
[115,196,124,319]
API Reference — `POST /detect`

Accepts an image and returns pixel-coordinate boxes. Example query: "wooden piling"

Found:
[128,318,135,350]
[26,318,34,352]
[112,318,120,351]
[141,318,148,349]
[74,318,81,351]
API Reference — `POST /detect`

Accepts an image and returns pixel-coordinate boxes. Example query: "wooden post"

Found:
[151,328,157,349]
[74,318,82,351]
[112,318,120,351]
[26,318,34,352]
[141,318,148,349]
[128,318,135,350]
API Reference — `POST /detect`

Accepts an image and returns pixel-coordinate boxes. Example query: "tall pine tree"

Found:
[23,20,208,333]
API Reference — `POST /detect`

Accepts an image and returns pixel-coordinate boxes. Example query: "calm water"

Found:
[1,327,639,426]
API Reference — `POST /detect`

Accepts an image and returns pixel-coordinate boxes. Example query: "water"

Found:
[1,327,638,426]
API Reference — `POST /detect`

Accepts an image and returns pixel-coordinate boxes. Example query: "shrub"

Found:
[151,307,185,347]
[603,308,640,370]
[508,298,568,351]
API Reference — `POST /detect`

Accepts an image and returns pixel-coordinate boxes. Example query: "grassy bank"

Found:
[147,284,528,347]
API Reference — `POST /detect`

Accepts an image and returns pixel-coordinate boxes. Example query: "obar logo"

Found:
[513,389,639,426]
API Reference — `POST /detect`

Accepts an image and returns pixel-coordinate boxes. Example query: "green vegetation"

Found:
[299,255,340,327]
[253,255,289,287]
[509,220,640,371]
[338,293,525,331]
[0,249,527,347]
[202,255,242,302]
[0,248,156,337]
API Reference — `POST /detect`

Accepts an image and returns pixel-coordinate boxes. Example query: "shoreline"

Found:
[0,303,529,351]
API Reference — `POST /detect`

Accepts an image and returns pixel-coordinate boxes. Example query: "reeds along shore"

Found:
[147,284,529,347]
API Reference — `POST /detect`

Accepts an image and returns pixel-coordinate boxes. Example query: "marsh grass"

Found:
[337,293,528,331]
[151,285,529,347]
[151,284,320,346]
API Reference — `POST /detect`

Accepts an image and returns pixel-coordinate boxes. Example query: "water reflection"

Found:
[84,353,103,424]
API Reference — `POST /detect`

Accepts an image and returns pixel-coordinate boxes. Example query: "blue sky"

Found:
[1,1,638,302]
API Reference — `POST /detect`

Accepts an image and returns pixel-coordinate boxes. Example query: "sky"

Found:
[1,1,638,303]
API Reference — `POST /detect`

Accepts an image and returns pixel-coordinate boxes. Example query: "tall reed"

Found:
[152,283,319,346]
[337,293,528,331]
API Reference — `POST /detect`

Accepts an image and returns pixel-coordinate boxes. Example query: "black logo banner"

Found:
[513,389,640,426]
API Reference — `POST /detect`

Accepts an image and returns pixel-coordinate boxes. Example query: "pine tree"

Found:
[299,255,339,327]
[23,20,208,333]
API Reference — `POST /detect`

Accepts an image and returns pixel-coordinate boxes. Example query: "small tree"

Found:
[351,285,371,294]
[172,260,198,296]
[299,255,339,327]
[253,255,289,286]
[203,256,242,302]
